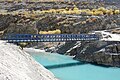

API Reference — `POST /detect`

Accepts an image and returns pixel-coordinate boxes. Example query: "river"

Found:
[27,51,120,80]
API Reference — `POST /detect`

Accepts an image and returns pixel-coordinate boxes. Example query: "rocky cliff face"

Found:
[0,15,38,34]
[36,14,120,54]
[0,14,119,49]
[0,2,120,67]
[74,41,120,67]
[36,14,120,34]
[0,14,120,35]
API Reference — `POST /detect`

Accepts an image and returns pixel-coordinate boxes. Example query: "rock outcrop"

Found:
[0,1,120,67]
[74,41,120,67]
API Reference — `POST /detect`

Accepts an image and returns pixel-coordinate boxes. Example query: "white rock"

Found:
[0,40,58,80]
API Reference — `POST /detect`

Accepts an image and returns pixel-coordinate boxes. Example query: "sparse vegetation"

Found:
[39,29,61,34]
[19,42,28,49]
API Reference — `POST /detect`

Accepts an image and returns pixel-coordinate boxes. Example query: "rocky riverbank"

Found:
[75,50,120,67]
[0,1,120,67]
[70,41,120,67]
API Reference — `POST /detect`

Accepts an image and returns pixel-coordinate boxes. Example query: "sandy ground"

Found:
[0,40,58,80]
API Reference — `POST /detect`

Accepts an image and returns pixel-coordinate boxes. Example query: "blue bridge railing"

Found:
[2,34,99,42]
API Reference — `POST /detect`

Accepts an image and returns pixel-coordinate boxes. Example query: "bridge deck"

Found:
[2,34,99,42]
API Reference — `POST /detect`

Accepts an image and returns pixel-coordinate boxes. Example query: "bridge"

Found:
[2,34,99,43]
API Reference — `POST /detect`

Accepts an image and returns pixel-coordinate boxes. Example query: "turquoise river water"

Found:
[28,51,120,80]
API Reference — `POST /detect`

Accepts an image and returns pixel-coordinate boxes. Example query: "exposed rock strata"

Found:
[75,41,120,67]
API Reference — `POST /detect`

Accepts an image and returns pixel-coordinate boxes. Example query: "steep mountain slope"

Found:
[0,41,58,80]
